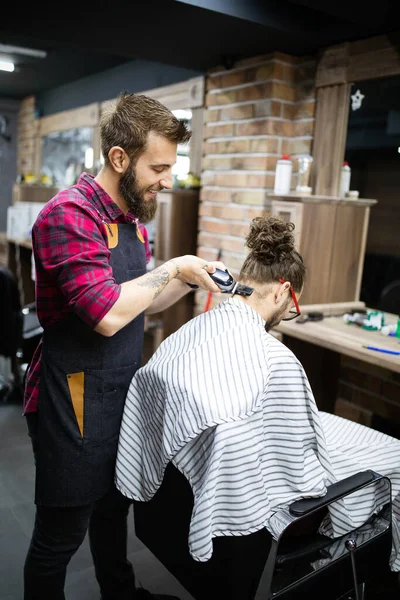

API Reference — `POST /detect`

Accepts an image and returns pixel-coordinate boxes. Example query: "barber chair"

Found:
[0,265,42,400]
[0,267,23,401]
[21,302,43,364]
[0,270,42,397]
[134,464,392,600]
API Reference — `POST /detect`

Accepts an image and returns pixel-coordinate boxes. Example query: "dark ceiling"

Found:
[0,0,399,100]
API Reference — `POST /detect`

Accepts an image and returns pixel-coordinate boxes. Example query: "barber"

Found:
[23,92,222,600]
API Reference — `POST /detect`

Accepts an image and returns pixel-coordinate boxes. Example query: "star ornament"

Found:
[351,89,365,111]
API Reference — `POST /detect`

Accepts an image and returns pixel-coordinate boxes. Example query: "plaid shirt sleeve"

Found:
[33,199,121,329]
[138,224,152,264]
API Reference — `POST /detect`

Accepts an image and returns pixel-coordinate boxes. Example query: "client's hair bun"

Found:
[246,215,295,263]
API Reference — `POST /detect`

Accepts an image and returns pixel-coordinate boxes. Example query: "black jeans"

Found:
[24,412,135,600]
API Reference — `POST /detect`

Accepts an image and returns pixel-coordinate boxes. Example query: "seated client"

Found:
[116,216,400,571]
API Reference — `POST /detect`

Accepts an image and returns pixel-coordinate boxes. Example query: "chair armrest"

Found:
[289,470,376,517]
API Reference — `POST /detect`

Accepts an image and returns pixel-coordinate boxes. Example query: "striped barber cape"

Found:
[115,298,400,569]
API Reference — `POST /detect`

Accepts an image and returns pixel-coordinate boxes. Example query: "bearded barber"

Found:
[23,92,222,600]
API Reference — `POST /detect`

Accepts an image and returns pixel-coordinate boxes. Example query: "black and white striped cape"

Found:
[115,298,400,569]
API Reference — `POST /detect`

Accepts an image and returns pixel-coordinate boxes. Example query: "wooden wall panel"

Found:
[315,42,348,88]
[39,103,99,136]
[100,76,205,114]
[310,83,351,196]
[316,32,400,88]
[349,45,400,83]
[189,107,204,178]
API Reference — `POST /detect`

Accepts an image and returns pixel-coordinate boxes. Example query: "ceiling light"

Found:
[0,60,14,72]
[0,43,47,59]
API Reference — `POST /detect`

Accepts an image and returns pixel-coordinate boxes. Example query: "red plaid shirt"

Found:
[23,172,151,414]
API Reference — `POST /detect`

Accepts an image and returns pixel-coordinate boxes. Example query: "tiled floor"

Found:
[0,398,194,600]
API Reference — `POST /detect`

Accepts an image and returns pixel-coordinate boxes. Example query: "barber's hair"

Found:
[100,92,192,164]
[240,215,306,293]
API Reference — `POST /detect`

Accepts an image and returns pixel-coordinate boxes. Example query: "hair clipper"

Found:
[209,268,254,297]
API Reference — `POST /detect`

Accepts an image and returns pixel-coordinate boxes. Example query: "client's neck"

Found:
[234,281,273,323]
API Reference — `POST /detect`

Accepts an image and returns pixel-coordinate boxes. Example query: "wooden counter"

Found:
[274,303,400,433]
[275,306,400,374]
[268,192,377,208]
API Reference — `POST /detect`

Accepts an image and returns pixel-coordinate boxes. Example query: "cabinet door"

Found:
[271,201,303,249]
[151,189,200,344]
[328,205,370,303]
[299,203,336,305]
[154,190,199,262]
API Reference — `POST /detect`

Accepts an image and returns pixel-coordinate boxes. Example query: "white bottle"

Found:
[274,155,292,195]
[339,161,351,197]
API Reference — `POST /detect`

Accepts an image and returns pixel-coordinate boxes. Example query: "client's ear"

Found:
[276,280,291,305]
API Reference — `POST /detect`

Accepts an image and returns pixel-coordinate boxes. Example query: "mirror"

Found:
[343,75,400,310]
[41,127,94,190]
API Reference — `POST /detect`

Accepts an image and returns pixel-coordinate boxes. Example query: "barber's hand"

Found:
[169,255,227,293]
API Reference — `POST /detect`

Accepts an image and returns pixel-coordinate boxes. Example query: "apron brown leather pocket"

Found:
[83,363,138,445]
[66,372,85,437]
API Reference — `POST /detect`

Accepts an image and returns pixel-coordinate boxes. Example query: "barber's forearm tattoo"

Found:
[136,265,172,300]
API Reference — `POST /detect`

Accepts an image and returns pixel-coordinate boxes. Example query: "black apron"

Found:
[35,222,146,506]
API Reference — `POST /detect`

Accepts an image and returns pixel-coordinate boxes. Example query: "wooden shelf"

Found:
[12,183,59,205]
[7,237,34,306]
[7,237,33,250]
[268,193,377,207]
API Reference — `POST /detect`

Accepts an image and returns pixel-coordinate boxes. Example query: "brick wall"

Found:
[195,52,316,313]
[336,356,400,438]
[17,96,37,176]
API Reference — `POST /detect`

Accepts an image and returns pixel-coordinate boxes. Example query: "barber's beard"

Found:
[119,166,158,224]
